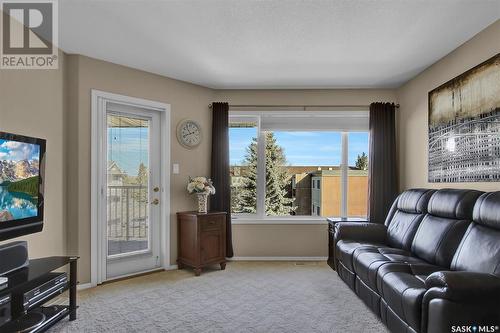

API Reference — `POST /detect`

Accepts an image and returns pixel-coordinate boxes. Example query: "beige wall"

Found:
[216,89,396,258]
[233,224,327,258]
[397,20,500,192]
[65,55,215,282]
[0,51,67,258]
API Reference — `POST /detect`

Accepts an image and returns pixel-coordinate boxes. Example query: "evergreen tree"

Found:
[234,139,258,213]
[135,162,148,203]
[355,152,368,170]
[136,163,148,185]
[235,132,295,215]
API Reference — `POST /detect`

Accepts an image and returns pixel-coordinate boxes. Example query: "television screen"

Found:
[0,132,45,240]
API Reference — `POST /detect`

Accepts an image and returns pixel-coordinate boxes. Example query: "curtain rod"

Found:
[208,104,400,108]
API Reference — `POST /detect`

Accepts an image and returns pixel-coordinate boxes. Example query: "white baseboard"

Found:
[228,256,328,261]
[77,283,93,291]
[165,264,178,270]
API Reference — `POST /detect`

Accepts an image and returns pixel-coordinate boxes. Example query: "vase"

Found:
[197,193,208,214]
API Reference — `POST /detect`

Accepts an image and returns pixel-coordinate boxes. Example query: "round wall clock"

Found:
[177,119,202,149]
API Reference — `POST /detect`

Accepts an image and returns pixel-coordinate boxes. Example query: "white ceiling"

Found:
[59,0,500,89]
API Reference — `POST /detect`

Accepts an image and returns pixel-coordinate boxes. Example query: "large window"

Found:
[229,111,369,220]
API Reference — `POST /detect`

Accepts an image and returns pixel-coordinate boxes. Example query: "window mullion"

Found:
[341,132,348,218]
[256,117,266,218]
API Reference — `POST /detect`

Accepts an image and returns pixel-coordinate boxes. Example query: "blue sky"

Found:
[108,128,149,175]
[0,139,40,162]
[229,128,369,166]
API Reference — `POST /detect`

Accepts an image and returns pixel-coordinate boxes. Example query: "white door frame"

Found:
[91,89,171,287]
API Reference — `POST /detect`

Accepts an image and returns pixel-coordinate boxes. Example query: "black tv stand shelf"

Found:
[0,256,78,332]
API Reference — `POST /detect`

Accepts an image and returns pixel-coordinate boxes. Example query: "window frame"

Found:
[229,110,368,224]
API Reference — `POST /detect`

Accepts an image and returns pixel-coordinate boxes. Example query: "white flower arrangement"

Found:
[187,176,216,195]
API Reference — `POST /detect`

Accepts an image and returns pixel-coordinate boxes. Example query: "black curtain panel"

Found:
[210,102,234,257]
[368,102,398,224]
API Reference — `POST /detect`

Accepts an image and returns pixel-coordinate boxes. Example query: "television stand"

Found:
[0,256,79,332]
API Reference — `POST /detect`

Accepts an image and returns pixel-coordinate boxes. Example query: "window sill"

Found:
[231,217,328,225]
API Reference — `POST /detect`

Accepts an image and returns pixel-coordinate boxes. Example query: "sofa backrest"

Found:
[384,189,435,251]
[451,192,500,276]
[411,189,483,268]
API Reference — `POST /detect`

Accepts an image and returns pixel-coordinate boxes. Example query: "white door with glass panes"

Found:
[104,104,162,280]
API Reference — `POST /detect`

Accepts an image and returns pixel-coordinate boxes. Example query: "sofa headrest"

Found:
[473,192,500,230]
[428,189,484,220]
[397,189,435,214]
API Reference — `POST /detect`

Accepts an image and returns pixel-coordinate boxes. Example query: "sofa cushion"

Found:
[386,211,426,251]
[384,189,435,251]
[336,240,380,271]
[427,188,483,220]
[472,191,500,230]
[411,215,470,268]
[409,189,482,267]
[395,189,435,214]
[353,247,426,290]
[450,192,500,276]
[377,263,444,332]
[451,223,500,276]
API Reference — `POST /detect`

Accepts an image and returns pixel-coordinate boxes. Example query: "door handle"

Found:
[152,198,160,205]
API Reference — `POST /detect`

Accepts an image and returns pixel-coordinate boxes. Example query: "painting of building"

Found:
[428,53,500,182]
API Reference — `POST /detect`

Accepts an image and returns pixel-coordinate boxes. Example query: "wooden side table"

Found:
[326,217,368,270]
[177,211,227,276]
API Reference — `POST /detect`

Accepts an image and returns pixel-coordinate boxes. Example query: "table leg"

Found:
[69,260,77,321]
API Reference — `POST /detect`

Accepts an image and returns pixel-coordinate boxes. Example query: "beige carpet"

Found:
[50,262,387,333]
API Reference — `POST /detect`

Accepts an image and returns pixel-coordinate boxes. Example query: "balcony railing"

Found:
[107,185,148,241]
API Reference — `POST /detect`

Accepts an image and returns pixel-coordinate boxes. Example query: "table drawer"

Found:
[200,217,223,232]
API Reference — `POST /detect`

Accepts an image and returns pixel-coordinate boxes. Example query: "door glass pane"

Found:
[347,132,369,218]
[107,114,150,256]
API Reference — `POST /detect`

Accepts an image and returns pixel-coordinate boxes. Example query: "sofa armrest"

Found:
[425,271,500,302]
[334,222,387,244]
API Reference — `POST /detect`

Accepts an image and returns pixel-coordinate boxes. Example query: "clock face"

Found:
[177,120,202,148]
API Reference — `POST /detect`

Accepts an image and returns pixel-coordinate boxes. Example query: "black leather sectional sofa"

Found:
[334,188,500,333]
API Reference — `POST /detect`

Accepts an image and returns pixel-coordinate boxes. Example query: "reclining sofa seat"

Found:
[334,188,500,333]
[374,189,482,333]
[334,188,435,290]
[422,191,500,333]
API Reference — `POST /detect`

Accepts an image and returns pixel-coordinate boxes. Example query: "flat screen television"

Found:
[0,132,46,241]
